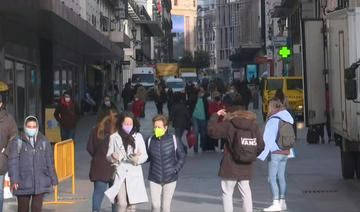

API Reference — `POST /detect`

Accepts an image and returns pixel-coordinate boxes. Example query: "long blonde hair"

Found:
[97,108,118,140]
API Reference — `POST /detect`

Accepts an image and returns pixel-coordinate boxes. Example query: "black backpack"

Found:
[229,122,258,164]
[270,116,296,150]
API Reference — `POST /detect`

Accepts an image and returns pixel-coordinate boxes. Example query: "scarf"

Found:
[117,129,135,152]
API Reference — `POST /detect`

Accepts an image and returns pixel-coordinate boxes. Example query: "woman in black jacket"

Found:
[146,115,186,212]
[171,92,191,152]
[87,108,118,212]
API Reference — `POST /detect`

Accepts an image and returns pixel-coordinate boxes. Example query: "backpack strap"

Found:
[172,135,177,151]
[147,135,178,152]
[16,137,22,155]
[42,140,46,151]
[147,136,152,149]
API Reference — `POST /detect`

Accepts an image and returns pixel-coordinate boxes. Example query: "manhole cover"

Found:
[303,190,338,194]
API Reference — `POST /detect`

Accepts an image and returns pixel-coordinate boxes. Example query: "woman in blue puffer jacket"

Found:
[147,115,186,212]
[8,116,58,212]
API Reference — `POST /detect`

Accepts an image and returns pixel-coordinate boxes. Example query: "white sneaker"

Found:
[263,200,282,211]
[280,199,287,210]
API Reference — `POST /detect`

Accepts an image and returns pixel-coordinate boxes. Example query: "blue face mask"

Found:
[25,128,37,137]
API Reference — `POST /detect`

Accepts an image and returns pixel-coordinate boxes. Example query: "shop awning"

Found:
[0,0,124,60]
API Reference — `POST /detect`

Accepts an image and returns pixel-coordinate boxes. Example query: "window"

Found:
[92,15,96,27]
[174,0,177,6]
[225,28,228,48]
[267,79,283,90]
[287,79,303,90]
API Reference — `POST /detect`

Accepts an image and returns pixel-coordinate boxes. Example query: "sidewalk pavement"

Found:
[4,101,360,212]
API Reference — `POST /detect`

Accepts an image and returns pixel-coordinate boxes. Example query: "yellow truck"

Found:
[155,63,179,79]
[262,76,304,120]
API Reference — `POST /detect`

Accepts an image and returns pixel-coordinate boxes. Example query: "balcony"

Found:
[128,0,142,23]
[108,31,131,48]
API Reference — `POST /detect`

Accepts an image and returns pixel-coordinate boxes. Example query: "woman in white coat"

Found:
[105,112,148,212]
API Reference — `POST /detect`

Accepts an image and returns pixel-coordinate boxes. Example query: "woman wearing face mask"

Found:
[54,92,80,141]
[105,112,148,212]
[147,115,186,212]
[191,88,209,153]
[87,108,118,212]
[98,95,118,122]
[8,116,58,212]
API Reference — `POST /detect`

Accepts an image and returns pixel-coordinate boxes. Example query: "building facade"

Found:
[171,0,198,60]
[0,0,165,128]
[212,0,263,81]
[197,3,217,73]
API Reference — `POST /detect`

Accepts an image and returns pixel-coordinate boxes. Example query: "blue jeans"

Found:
[60,128,76,141]
[192,118,206,153]
[268,154,288,200]
[175,128,187,153]
[0,175,4,212]
[92,181,116,212]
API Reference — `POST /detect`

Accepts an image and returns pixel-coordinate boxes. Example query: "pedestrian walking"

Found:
[207,93,224,151]
[105,112,148,212]
[167,88,174,117]
[154,85,166,115]
[0,94,18,212]
[258,98,294,211]
[8,116,58,212]
[98,95,118,122]
[146,115,186,212]
[132,96,145,118]
[207,105,264,212]
[87,108,118,212]
[192,88,209,153]
[135,85,147,117]
[54,92,80,141]
[171,92,191,153]
[121,81,134,111]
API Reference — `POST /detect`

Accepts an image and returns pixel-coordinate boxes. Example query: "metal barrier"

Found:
[45,139,76,204]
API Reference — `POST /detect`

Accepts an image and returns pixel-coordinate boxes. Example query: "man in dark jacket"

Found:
[171,92,191,152]
[8,116,58,212]
[121,82,134,111]
[54,92,80,141]
[0,94,18,211]
[207,105,264,212]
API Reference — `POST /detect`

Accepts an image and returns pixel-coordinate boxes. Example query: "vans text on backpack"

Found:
[229,122,259,164]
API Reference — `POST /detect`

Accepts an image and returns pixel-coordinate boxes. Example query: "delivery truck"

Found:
[155,63,179,80]
[303,8,360,179]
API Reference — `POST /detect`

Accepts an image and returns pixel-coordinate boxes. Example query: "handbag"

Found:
[186,129,196,148]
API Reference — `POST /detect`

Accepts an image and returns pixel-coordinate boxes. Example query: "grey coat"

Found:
[8,133,58,195]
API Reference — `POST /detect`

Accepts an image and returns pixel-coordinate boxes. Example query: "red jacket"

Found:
[132,100,145,117]
[208,100,224,116]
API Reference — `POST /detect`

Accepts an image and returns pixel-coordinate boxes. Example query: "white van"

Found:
[165,77,185,93]
[131,67,155,90]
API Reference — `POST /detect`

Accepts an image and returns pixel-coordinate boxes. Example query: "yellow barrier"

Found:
[45,108,61,144]
[45,139,76,204]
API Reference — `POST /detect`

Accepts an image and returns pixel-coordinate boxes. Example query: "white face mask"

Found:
[105,101,111,107]
[25,128,37,137]
[65,97,71,102]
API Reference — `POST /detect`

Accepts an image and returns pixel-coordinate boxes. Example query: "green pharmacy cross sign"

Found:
[279,46,291,58]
